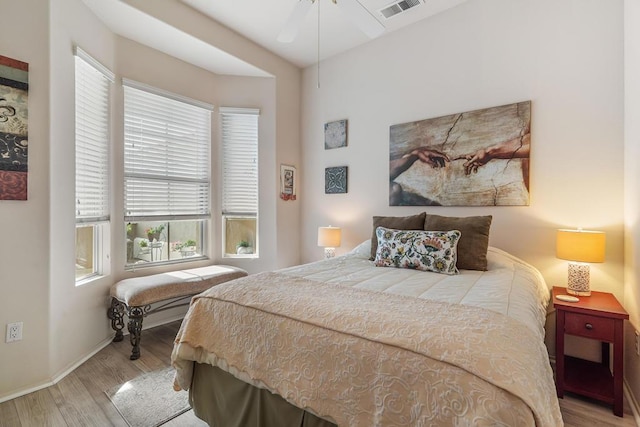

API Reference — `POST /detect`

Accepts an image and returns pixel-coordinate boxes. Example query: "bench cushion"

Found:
[111,265,248,307]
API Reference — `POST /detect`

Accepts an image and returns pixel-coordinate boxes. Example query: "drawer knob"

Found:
[585,323,593,330]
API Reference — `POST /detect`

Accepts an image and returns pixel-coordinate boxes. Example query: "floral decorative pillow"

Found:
[374,227,461,275]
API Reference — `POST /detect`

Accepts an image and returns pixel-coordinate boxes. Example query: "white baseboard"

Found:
[0,381,55,405]
[120,313,186,336]
[0,336,112,404]
[624,379,640,427]
[51,336,114,384]
[0,316,185,404]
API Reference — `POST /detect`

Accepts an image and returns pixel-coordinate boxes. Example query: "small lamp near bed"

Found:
[318,226,341,259]
[556,229,606,296]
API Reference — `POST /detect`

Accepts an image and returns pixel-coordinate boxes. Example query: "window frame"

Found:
[74,47,113,284]
[220,107,260,259]
[123,79,213,269]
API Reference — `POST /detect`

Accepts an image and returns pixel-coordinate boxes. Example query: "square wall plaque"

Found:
[325,166,348,194]
[324,119,348,149]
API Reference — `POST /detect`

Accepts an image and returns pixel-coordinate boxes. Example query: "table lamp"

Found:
[318,226,341,259]
[556,229,606,296]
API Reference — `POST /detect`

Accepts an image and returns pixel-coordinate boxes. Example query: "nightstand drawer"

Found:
[564,312,614,341]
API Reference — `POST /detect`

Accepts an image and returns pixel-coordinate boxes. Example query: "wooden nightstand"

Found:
[553,286,629,417]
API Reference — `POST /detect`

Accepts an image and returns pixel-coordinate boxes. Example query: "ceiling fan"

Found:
[277,0,386,43]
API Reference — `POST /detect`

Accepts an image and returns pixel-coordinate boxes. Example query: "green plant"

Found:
[145,224,165,236]
[139,240,148,248]
[238,240,250,248]
[172,239,197,251]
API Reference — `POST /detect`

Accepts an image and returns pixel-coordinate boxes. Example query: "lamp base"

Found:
[324,247,335,259]
[567,262,591,296]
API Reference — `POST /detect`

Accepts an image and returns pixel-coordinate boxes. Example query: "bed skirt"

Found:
[190,363,337,427]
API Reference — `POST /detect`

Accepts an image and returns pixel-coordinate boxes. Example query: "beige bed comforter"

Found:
[172,271,562,426]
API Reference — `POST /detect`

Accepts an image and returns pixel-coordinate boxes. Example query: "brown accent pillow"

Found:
[423,214,492,271]
[369,213,427,260]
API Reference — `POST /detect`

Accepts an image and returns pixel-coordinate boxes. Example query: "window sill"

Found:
[224,254,259,260]
[75,273,104,287]
[124,255,209,272]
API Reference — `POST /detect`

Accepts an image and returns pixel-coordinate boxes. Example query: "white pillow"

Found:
[348,239,372,258]
[374,226,461,275]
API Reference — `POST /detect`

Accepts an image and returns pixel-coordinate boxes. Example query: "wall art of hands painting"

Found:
[0,55,28,201]
[389,101,530,206]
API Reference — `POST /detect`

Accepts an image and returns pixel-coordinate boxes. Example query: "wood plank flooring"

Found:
[0,320,637,426]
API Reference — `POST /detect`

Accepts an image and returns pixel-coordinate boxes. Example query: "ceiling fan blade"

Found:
[336,0,385,39]
[278,0,314,43]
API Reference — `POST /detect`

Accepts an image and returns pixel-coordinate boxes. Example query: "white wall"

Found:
[1,0,301,401]
[301,0,624,353]
[624,0,640,413]
[49,0,117,385]
[0,0,51,399]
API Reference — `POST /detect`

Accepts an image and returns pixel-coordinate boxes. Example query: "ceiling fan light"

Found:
[278,0,386,43]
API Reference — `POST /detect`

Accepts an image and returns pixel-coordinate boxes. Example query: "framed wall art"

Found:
[0,55,29,200]
[389,101,531,206]
[280,164,297,201]
[324,119,348,150]
[325,166,348,194]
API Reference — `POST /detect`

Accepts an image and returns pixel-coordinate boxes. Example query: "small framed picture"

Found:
[280,164,297,201]
[324,119,348,149]
[325,166,348,194]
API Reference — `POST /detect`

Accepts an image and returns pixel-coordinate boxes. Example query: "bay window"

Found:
[123,80,212,267]
[75,47,113,282]
[220,107,259,257]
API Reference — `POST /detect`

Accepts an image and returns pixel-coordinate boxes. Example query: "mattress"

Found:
[279,241,550,341]
[172,242,562,426]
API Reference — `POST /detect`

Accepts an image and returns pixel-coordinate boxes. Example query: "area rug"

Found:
[106,367,190,427]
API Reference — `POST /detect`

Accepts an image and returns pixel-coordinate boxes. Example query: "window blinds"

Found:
[75,48,113,224]
[220,108,259,216]
[123,81,212,221]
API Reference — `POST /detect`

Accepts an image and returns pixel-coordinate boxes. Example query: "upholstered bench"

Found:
[107,265,248,360]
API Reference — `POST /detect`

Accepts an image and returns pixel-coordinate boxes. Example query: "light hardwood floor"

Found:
[0,320,637,426]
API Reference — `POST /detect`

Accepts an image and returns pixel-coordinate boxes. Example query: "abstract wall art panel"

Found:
[389,101,530,206]
[0,55,28,201]
[324,119,348,150]
[325,166,348,194]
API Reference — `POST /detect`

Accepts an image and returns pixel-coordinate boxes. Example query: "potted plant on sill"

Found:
[236,240,253,255]
[181,239,197,257]
[145,224,165,242]
[172,239,197,257]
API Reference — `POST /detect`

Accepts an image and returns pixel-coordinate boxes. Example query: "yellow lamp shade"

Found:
[556,229,605,263]
[317,226,341,248]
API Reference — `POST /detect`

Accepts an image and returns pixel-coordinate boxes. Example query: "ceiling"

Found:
[181,0,469,68]
[82,0,271,77]
[83,0,469,75]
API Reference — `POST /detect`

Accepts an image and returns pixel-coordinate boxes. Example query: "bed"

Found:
[172,218,563,426]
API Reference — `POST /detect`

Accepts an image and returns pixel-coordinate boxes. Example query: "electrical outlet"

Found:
[6,322,23,343]
[635,330,640,356]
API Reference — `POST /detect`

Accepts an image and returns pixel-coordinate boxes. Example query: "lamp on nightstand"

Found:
[318,226,341,259]
[556,229,606,296]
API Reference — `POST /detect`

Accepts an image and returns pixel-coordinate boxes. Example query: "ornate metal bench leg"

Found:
[127,306,145,360]
[107,298,125,342]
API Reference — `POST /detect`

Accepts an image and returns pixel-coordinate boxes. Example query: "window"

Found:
[75,47,113,282]
[123,80,212,267]
[220,108,259,257]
